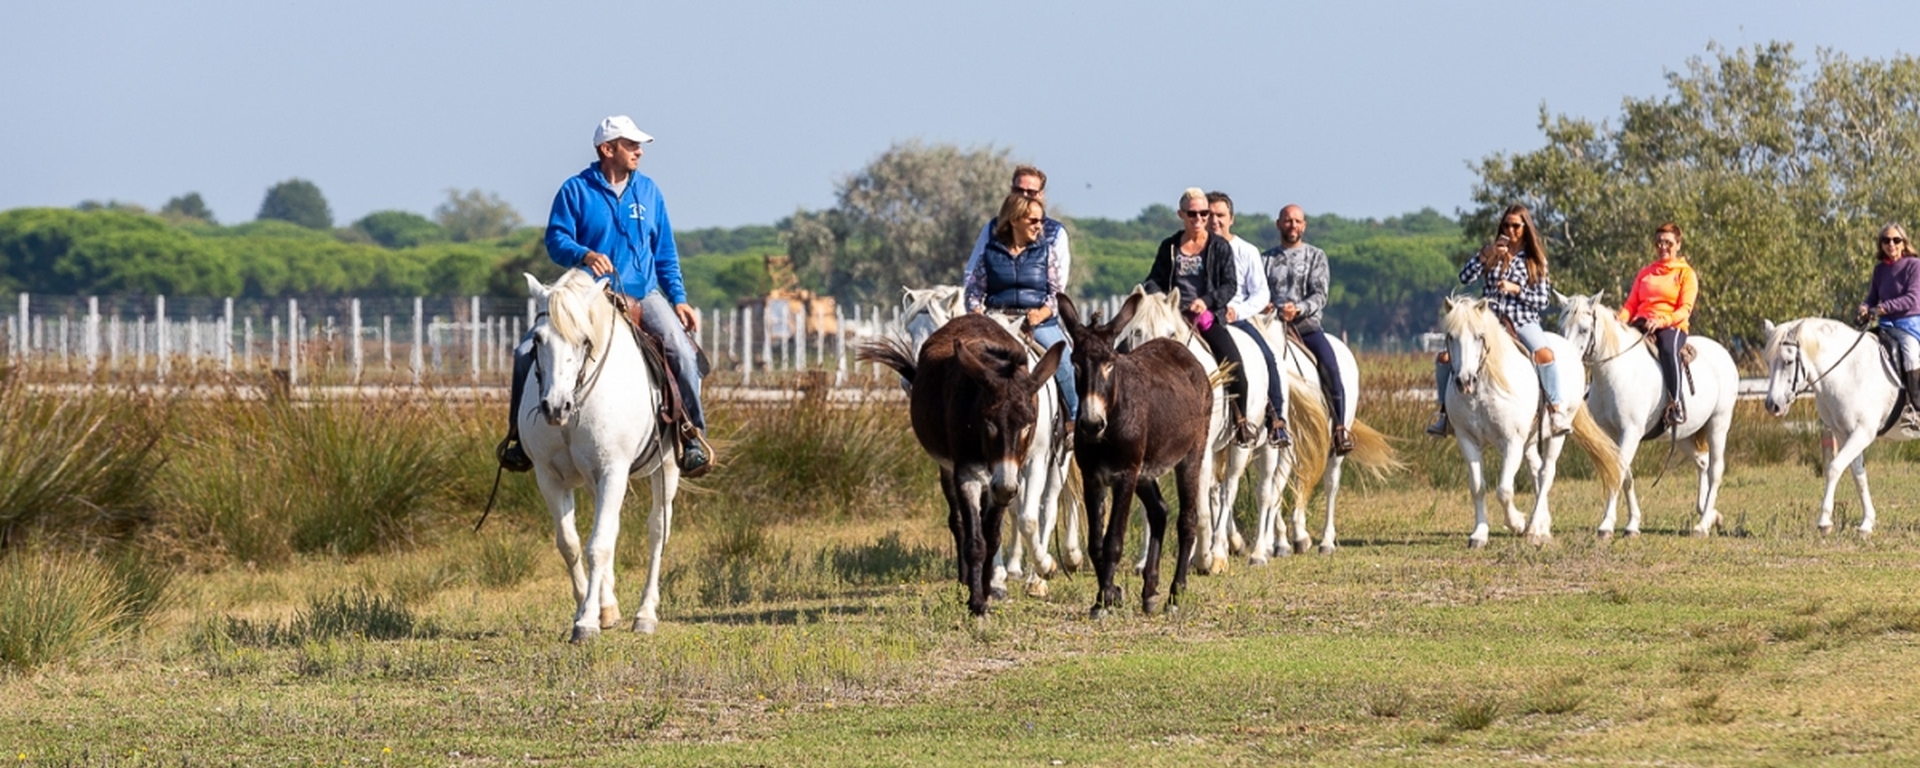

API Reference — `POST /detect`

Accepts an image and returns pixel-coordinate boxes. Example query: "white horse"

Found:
[520,270,679,642]
[902,286,1078,598]
[1242,313,1400,559]
[1111,287,1242,575]
[1558,293,1738,537]
[1439,298,1623,547]
[1762,317,1920,535]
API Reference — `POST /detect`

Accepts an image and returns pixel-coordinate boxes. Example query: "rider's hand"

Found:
[674,303,700,333]
[1187,298,1207,315]
[1224,307,1238,323]
[1280,303,1300,322]
[1025,306,1051,326]
[582,251,613,277]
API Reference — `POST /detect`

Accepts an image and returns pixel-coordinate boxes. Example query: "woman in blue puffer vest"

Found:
[963,193,1078,422]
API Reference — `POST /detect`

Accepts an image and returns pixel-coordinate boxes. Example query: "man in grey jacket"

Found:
[1263,204,1350,455]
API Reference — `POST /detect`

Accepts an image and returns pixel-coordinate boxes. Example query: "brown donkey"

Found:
[1057,294,1213,618]
[860,314,1065,616]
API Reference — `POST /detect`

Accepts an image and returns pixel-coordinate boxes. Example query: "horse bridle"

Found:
[1776,323,1872,399]
[1578,301,1652,366]
[528,308,615,419]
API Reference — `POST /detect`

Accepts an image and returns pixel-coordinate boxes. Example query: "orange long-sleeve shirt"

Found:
[1618,256,1698,332]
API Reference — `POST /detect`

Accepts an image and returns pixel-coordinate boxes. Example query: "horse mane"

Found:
[1567,294,1630,358]
[1439,300,1516,393]
[903,286,963,323]
[546,269,612,348]
[1764,317,1842,364]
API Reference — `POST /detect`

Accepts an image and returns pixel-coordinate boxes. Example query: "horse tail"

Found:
[1344,419,1404,479]
[857,338,917,384]
[1284,377,1330,500]
[1570,404,1624,492]
[1207,361,1238,392]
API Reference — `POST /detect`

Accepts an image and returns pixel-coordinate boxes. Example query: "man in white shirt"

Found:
[1208,191,1290,448]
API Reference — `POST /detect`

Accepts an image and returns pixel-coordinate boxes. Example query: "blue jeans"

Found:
[1436,320,1563,409]
[1230,319,1287,424]
[1883,316,1920,372]
[635,291,706,430]
[1030,318,1078,420]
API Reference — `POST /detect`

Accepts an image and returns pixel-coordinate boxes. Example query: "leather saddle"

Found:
[606,291,699,436]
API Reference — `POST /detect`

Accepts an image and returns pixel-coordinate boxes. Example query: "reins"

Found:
[1781,321,1874,399]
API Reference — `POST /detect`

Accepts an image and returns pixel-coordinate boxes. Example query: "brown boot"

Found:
[1331,424,1355,456]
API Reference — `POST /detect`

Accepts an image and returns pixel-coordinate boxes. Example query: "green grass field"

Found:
[4,362,1920,765]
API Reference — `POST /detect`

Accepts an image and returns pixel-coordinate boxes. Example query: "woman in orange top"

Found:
[1619,222,1699,427]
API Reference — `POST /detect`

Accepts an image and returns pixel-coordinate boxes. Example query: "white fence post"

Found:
[156,296,168,382]
[223,297,234,372]
[288,298,299,387]
[86,297,99,374]
[351,298,363,384]
[469,296,480,383]
[412,297,424,385]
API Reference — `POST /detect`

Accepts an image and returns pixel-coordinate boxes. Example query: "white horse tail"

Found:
[1207,361,1238,392]
[1570,405,1625,492]
[857,337,917,383]
[1343,419,1404,479]
[1284,376,1330,499]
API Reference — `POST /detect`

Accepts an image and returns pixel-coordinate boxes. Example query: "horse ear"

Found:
[1111,292,1143,333]
[1027,341,1066,391]
[524,273,546,299]
[1591,290,1605,303]
[1552,290,1567,305]
[1761,319,1776,339]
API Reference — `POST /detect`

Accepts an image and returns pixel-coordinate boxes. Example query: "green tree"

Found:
[352,210,447,249]
[434,188,523,243]
[782,140,1015,302]
[1467,42,1920,345]
[160,193,216,224]
[257,179,333,230]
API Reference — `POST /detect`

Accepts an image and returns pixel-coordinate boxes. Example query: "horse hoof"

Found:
[1006,565,1026,581]
[1228,531,1247,556]
[1143,595,1165,615]
[1291,538,1310,555]
[1317,543,1336,555]
[1858,528,1875,539]
[1035,557,1058,579]
[569,625,599,645]
[632,617,658,635]
[1597,530,1613,541]
[1063,553,1083,575]
[599,606,623,630]
[1274,542,1292,558]
[1468,538,1488,550]
[1624,529,1641,539]
[989,586,1009,601]
[1211,555,1230,575]
[1249,555,1269,567]
[1527,533,1551,547]
[1818,523,1834,535]
[1024,579,1049,599]
[1089,605,1110,620]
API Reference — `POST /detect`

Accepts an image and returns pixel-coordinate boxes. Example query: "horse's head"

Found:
[1761,318,1804,417]
[1060,293,1136,440]
[1115,285,1188,352]
[1440,297,1496,395]
[525,270,611,426]
[1555,291,1613,362]
[951,329,1064,506]
[902,285,962,359]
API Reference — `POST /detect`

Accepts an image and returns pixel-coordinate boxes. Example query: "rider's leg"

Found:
[1654,327,1685,424]
[1298,330,1351,453]
[1426,350,1452,436]
[1030,319,1078,421]
[637,291,712,474]
[1885,319,1920,415]
[496,332,535,472]
[1515,322,1571,432]
[1197,316,1253,441]
[1230,319,1289,447]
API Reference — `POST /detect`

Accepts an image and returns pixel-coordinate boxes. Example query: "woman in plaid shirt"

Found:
[1427,204,1573,436]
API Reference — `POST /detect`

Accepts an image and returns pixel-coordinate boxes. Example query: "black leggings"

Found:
[1296,329,1346,423]
[1230,319,1286,425]
[1196,315,1250,421]
[1653,327,1686,408]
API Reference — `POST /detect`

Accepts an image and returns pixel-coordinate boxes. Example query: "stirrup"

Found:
[1331,424,1354,456]
[1548,405,1574,437]
[496,436,531,473]
[1663,401,1686,427]
[1268,418,1292,449]
[677,427,715,478]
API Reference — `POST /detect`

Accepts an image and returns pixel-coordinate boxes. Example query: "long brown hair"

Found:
[991,194,1045,249]
[1493,204,1549,284]
[1881,223,1915,260]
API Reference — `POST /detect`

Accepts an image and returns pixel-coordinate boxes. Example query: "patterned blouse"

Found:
[1458,251,1551,328]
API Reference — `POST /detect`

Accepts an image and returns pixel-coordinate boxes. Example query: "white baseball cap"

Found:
[592,115,654,147]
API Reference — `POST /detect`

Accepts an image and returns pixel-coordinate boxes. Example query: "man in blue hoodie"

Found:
[497,115,711,477]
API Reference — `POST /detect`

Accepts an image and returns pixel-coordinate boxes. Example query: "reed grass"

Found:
[0,552,135,671]
[0,381,167,552]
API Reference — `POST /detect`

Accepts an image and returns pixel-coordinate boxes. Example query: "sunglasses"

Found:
[1183,209,1212,219]
[1500,221,1524,230]
[1882,237,1906,245]
[1012,186,1042,197]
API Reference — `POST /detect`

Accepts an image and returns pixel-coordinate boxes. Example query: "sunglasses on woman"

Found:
[1183,209,1212,219]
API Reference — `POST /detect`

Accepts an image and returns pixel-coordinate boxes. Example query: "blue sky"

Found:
[2,1,1912,229]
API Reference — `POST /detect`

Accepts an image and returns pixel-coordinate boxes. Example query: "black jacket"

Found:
[1142,232,1238,315]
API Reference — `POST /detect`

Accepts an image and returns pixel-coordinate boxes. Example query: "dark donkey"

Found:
[1057,293,1213,618]
[861,314,1065,616]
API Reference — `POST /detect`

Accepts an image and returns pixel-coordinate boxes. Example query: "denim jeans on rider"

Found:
[1435,320,1562,409]
[635,290,706,431]
[1883,315,1920,372]
[1029,318,1078,421]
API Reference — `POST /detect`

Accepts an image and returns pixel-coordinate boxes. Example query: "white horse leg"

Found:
[1851,452,1877,535]
[1032,451,1068,579]
[1696,425,1730,535]
[1192,446,1227,575]
[1818,430,1873,534]
[572,472,632,643]
[632,467,680,635]
[1499,441,1531,535]
[1211,445,1249,566]
[1607,437,1643,537]
[1249,446,1282,565]
[1526,436,1566,546]
[1061,465,1085,574]
[1316,456,1345,554]
[1460,439,1491,548]
[542,476,589,607]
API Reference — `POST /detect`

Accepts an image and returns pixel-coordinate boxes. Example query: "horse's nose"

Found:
[1454,374,1474,396]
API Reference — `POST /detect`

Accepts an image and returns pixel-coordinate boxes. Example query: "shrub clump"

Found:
[0,551,166,671]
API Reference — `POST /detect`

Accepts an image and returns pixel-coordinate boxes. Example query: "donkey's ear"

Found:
[1028,341,1066,390]
[523,273,546,299]
[954,338,991,377]
[1056,295,1082,335]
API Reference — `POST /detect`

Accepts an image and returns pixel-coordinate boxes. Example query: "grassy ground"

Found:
[5,357,1920,765]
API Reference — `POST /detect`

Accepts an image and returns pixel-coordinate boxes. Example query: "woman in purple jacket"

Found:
[1860,222,1920,401]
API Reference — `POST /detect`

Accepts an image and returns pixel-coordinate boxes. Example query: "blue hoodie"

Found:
[544,164,686,304]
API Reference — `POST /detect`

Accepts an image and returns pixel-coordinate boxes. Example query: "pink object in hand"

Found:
[1189,309,1214,332]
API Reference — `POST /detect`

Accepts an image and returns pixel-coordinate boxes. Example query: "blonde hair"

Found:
[991,194,1046,248]
[1179,187,1207,210]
